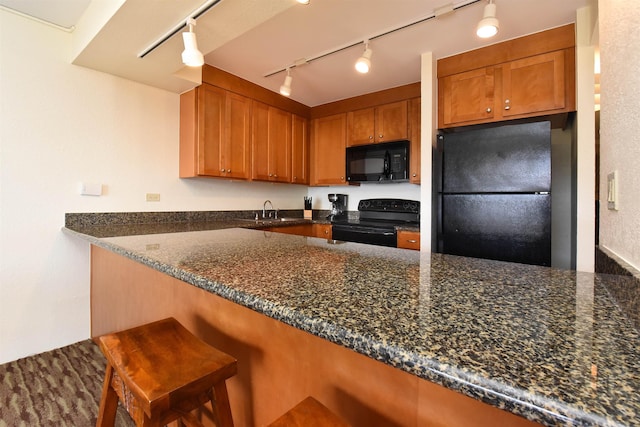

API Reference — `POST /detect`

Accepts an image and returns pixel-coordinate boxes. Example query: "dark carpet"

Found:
[0,340,134,426]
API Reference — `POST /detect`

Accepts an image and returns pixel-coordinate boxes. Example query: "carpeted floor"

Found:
[0,340,134,426]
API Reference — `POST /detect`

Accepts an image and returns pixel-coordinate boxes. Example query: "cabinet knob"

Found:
[269,173,273,177]
[274,175,278,178]
[486,107,492,113]
[504,106,510,110]
[324,230,329,235]
[504,99,510,110]
[220,169,225,172]
[227,169,231,173]
[412,173,417,177]
[407,239,417,243]
[369,135,373,139]
[379,134,383,138]
[341,176,344,181]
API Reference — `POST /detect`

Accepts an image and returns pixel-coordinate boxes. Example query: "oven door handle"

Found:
[333,226,395,236]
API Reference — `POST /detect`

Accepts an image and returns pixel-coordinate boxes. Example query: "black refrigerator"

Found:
[437,121,551,266]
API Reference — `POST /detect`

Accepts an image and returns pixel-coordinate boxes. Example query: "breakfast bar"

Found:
[63,223,640,427]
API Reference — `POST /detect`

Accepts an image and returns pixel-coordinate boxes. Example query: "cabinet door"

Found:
[291,114,309,185]
[269,107,292,183]
[501,51,566,118]
[197,84,225,177]
[376,101,408,142]
[311,114,347,186]
[397,230,420,250]
[439,67,495,127]
[225,92,252,179]
[347,107,375,146]
[313,224,332,239]
[252,103,292,183]
[408,97,421,184]
[251,101,270,181]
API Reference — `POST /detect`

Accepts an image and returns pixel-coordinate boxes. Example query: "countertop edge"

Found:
[62,226,627,427]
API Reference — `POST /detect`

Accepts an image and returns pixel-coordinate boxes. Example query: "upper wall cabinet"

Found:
[310,113,347,186]
[347,101,408,146]
[180,84,251,179]
[252,101,292,183]
[291,114,310,185]
[408,97,421,184]
[437,24,576,129]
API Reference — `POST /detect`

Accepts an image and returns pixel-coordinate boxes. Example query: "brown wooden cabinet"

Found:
[261,223,331,239]
[313,223,332,239]
[347,101,408,146]
[252,101,291,183]
[439,50,572,128]
[311,113,347,186]
[180,84,251,179]
[437,25,576,129]
[408,97,421,184]
[291,114,310,185]
[397,230,420,250]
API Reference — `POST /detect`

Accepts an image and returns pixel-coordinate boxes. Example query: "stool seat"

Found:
[96,317,237,427]
[268,397,350,427]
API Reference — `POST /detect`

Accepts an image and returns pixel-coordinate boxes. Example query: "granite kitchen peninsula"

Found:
[63,221,640,427]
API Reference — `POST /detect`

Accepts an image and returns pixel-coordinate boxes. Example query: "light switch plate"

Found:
[607,171,618,210]
[80,182,102,196]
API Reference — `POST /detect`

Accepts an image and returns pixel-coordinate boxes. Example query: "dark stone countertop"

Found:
[63,221,639,427]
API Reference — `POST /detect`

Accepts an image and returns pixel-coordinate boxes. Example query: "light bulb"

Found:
[355,47,372,74]
[476,2,499,38]
[280,74,292,97]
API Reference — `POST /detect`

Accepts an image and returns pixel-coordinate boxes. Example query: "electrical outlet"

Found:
[146,193,160,202]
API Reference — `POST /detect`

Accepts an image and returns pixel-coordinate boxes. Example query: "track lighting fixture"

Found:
[280,68,293,97]
[296,0,310,4]
[476,0,499,39]
[182,18,204,67]
[355,41,372,74]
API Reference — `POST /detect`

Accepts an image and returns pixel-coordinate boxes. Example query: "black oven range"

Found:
[331,198,420,247]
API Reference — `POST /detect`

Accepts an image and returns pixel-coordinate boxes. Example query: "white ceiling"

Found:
[1,0,591,106]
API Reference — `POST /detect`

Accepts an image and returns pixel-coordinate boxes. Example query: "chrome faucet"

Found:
[263,200,274,219]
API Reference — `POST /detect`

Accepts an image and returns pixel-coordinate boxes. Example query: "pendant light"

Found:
[476,0,499,39]
[182,18,204,67]
[355,41,372,74]
[280,68,293,97]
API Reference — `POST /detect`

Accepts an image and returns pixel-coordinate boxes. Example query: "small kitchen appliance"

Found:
[327,194,348,220]
[346,140,410,183]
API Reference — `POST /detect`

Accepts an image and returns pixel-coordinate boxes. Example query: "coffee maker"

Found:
[327,194,348,220]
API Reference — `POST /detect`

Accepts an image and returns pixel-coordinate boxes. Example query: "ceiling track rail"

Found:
[263,0,481,78]
[138,0,223,59]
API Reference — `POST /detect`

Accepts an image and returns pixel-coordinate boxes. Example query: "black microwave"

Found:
[346,140,410,183]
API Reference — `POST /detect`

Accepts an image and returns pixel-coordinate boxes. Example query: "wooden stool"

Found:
[268,397,350,427]
[96,317,237,427]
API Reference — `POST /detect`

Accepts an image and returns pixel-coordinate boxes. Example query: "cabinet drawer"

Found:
[397,231,420,250]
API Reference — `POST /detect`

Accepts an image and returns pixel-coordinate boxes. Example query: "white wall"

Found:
[0,10,307,363]
[598,0,640,270]
[307,184,420,212]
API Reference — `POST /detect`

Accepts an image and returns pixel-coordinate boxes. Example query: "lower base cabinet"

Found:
[262,223,331,239]
[397,230,420,250]
[91,246,540,427]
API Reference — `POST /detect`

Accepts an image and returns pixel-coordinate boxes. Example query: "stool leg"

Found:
[96,364,119,427]
[209,382,234,427]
